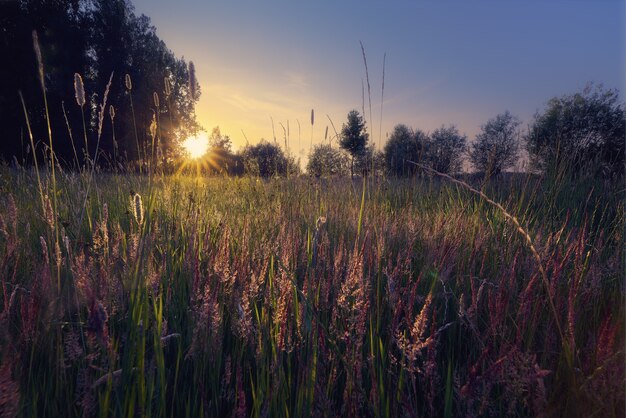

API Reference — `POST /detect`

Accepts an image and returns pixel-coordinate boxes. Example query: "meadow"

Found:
[0,166,623,417]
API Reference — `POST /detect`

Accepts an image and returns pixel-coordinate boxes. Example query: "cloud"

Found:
[284,71,310,92]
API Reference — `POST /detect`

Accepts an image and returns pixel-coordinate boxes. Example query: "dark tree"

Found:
[428,125,467,174]
[339,110,368,178]
[0,0,90,167]
[0,0,200,170]
[383,124,428,177]
[469,111,520,176]
[526,84,625,179]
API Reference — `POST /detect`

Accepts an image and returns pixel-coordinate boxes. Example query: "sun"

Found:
[181,132,209,159]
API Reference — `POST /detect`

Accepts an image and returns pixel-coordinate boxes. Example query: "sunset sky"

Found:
[133,0,625,157]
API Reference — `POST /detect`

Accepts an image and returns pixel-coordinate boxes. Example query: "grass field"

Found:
[0,167,623,417]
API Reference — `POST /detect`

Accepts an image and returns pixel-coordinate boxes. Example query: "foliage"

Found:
[383,124,428,177]
[239,141,297,177]
[339,110,369,177]
[0,0,200,169]
[306,144,349,177]
[469,111,520,176]
[526,84,625,179]
[428,125,467,174]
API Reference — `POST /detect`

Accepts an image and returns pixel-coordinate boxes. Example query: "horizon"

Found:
[134,0,625,159]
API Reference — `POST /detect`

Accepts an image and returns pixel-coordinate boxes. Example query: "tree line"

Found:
[199,82,623,182]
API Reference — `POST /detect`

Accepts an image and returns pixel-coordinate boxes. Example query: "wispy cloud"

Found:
[284,71,310,92]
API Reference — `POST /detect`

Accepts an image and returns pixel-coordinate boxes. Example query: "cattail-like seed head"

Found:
[149,113,157,139]
[164,77,171,96]
[125,73,132,91]
[74,73,85,107]
[132,193,143,225]
[324,126,328,141]
[188,61,197,100]
[310,109,314,126]
[109,105,115,121]
[32,30,44,86]
[153,91,159,108]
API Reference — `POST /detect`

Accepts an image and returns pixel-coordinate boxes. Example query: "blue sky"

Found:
[133,0,625,156]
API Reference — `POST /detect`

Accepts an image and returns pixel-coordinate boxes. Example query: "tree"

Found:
[306,144,349,177]
[239,141,297,178]
[383,124,428,177]
[339,110,368,178]
[428,125,467,174]
[204,126,239,174]
[469,111,520,176]
[0,0,200,170]
[526,84,625,179]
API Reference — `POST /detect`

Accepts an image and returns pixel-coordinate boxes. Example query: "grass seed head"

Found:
[132,193,144,225]
[32,30,44,85]
[125,73,132,91]
[74,73,85,107]
[150,113,157,139]
[164,77,171,96]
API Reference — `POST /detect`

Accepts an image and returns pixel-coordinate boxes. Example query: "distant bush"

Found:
[239,141,297,177]
[306,144,349,177]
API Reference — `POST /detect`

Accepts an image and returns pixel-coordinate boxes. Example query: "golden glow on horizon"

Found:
[181,132,209,159]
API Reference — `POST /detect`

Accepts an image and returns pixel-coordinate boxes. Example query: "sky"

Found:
[132,0,625,159]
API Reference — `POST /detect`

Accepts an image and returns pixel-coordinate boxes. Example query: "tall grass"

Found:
[0,168,622,417]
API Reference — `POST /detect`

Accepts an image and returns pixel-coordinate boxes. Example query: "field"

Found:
[0,167,623,417]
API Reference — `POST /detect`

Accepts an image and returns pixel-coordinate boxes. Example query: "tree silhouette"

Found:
[526,84,625,179]
[469,111,520,176]
[339,110,368,178]
[383,124,428,177]
[428,125,467,174]
[0,0,200,170]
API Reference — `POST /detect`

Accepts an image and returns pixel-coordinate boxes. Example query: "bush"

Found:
[239,141,297,177]
[306,144,349,177]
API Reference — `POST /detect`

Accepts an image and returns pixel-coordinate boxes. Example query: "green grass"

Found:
[0,167,623,417]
